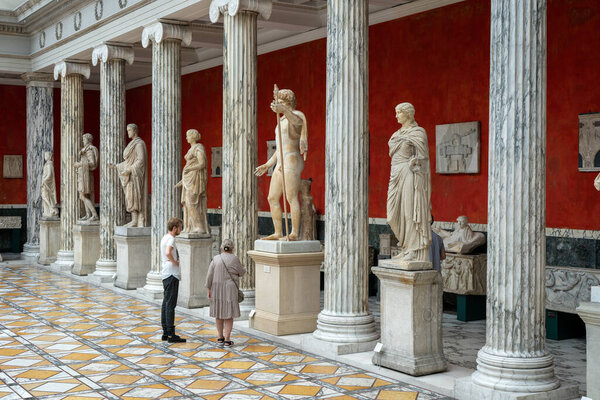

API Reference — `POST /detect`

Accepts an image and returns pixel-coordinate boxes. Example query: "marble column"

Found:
[21,73,54,259]
[456,1,576,398]
[210,0,272,314]
[52,61,90,269]
[91,44,134,281]
[141,22,190,295]
[313,0,378,347]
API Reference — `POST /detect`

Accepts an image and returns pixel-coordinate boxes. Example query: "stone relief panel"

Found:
[3,155,23,178]
[546,266,600,313]
[441,253,486,295]
[435,121,480,174]
[211,147,222,177]
[210,225,221,258]
[266,140,277,176]
[578,113,600,171]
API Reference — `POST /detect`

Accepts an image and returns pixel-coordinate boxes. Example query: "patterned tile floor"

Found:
[0,264,450,400]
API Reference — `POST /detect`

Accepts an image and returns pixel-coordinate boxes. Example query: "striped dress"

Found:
[205,253,246,319]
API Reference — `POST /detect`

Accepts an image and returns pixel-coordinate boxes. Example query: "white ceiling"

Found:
[0,0,25,11]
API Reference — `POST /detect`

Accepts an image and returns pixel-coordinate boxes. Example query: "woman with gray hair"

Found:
[205,239,246,347]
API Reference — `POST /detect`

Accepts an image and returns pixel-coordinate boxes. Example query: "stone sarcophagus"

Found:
[441,253,486,295]
[546,266,600,314]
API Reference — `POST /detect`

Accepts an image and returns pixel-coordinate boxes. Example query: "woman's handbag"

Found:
[219,255,244,303]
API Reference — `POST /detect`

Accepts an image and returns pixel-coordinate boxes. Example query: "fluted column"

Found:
[141,22,190,294]
[210,0,272,314]
[91,44,134,280]
[21,73,54,259]
[52,61,90,269]
[313,0,377,344]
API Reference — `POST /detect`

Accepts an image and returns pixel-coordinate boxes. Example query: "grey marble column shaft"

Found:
[210,0,271,311]
[141,22,190,293]
[313,0,378,344]
[92,44,134,278]
[471,0,560,393]
[53,62,90,268]
[22,73,54,258]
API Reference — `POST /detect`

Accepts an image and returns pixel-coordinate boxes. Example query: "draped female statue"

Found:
[117,123,148,227]
[175,129,209,234]
[386,103,432,262]
[41,151,58,218]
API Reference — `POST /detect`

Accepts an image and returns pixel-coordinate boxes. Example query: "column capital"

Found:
[92,43,134,66]
[21,72,55,88]
[53,61,91,80]
[209,0,272,23]
[141,20,192,48]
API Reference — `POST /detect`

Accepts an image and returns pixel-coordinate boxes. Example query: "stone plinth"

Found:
[577,301,600,400]
[372,263,446,376]
[38,218,60,265]
[72,223,100,276]
[442,253,486,295]
[248,240,323,335]
[114,226,151,289]
[176,232,212,309]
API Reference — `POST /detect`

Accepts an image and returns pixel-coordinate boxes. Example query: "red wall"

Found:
[3,0,600,230]
[0,85,27,204]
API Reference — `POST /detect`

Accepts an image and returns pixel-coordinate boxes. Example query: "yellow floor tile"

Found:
[15,369,60,379]
[278,384,321,396]
[377,391,419,400]
[217,360,256,370]
[100,374,143,384]
[301,364,338,374]
[186,378,230,390]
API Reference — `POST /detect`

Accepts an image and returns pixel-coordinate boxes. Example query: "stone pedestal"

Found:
[72,223,100,276]
[38,218,60,265]
[114,226,151,289]
[372,260,446,376]
[176,232,212,309]
[577,297,600,400]
[248,240,323,335]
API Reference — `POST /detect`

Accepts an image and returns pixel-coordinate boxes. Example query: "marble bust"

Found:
[41,151,58,218]
[434,215,486,254]
[255,87,308,241]
[75,133,99,222]
[387,103,432,261]
[117,123,148,227]
[175,129,209,234]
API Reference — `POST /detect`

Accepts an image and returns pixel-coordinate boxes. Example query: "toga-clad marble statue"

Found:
[117,123,148,227]
[75,133,99,222]
[387,102,432,261]
[434,215,486,254]
[175,129,209,234]
[255,88,308,241]
[41,151,58,218]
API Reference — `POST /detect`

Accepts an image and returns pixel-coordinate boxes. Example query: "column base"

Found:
[313,311,379,346]
[137,272,164,300]
[89,259,117,284]
[455,376,579,400]
[51,250,74,271]
[21,243,40,260]
[304,335,378,356]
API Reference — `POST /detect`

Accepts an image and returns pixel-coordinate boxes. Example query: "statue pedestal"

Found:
[114,226,151,289]
[248,240,323,336]
[176,232,212,309]
[372,259,446,376]
[38,218,60,265]
[72,223,100,276]
[577,298,600,400]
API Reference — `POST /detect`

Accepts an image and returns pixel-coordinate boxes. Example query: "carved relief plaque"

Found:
[3,155,23,178]
[435,121,480,174]
[578,113,600,171]
[211,147,222,177]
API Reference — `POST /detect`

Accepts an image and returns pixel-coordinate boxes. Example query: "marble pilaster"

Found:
[455,1,577,398]
[51,61,90,270]
[312,0,378,347]
[210,0,272,316]
[91,44,134,282]
[21,73,55,259]
[140,21,190,295]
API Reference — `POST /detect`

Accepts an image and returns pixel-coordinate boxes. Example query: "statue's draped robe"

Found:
[386,125,432,254]
[41,161,58,217]
[77,145,98,197]
[181,143,208,233]
[117,137,148,222]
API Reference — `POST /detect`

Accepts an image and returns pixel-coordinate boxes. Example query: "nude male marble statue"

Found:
[75,133,99,222]
[116,123,148,227]
[434,215,486,254]
[41,151,58,218]
[387,102,432,261]
[255,87,308,241]
[175,129,209,234]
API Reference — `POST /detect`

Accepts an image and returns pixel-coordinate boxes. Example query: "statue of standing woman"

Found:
[387,103,432,262]
[175,129,209,234]
[41,151,58,218]
[75,133,99,222]
[117,123,148,227]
